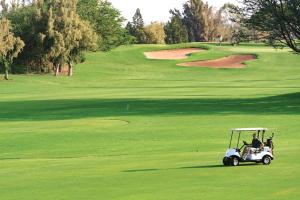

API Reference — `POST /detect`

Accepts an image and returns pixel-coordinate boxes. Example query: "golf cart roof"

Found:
[231,128,269,131]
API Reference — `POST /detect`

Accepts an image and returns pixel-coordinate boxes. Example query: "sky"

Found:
[110,0,238,24]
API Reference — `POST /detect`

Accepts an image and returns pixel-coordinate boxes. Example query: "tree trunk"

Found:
[55,64,60,76]
[59,64,62,73]
[4,69,9,80]
[68,61,73,77]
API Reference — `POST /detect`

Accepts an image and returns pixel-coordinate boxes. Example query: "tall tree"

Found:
[164,9,188,44]
[240,0,300,52]
[0,18,24,80]
[182,0,206,42]
[126,8,146,44]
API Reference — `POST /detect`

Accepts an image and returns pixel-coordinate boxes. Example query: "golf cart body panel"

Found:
[223,128,275,166]
[225,147,274,161]
[225,149,240,158]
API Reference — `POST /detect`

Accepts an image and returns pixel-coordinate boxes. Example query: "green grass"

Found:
[0,43,300,200]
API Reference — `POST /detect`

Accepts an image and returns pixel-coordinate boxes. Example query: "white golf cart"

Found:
[223,128,275,166]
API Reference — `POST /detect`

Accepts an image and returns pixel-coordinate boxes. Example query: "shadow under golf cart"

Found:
[122,163,260,173]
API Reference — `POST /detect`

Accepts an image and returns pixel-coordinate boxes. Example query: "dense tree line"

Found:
[126,0,300,47]
[166,0,239,44]
[0,0,99,77]
[126,1,238,45]
[0,0,133,79]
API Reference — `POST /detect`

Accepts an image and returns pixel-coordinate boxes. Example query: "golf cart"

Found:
[223,128,275,166]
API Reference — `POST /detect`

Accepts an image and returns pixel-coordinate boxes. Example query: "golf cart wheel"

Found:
[223,157,230,166]
[230,156,240,166]
[262,156,272,165]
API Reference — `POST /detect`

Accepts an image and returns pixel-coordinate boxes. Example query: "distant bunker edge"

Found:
[144,48,204,60]
[178,54,257,69]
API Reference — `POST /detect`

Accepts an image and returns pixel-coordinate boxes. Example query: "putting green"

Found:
[0,43,300,200]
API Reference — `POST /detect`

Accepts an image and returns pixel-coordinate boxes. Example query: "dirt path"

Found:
[144,48,204,60]
[178,55,256,68]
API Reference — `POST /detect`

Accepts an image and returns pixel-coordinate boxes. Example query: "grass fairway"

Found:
[0,43,300,200]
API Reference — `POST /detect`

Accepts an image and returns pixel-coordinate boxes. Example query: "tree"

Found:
[144,22,165,44]
[126,8,146,44]
[240,0,300,53]
[77,0,133,51]
[0,18,24,80]
[181,0,235,43]
[4,3,45,73]
[44,0,98,76]
[164,9,188,44]
[216,3,263,45]
[0,0,8,15]
[182,0,206,42]
[76,0,99,23]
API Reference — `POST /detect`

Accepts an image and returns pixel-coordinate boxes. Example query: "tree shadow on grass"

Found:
[0,92,299,121]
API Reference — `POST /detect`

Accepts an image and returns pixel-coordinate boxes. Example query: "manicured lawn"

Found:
[0,43,299,200]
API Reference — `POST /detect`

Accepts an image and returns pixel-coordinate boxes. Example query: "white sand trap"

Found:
[144,48,204,60]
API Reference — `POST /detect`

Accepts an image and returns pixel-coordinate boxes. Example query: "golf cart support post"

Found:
[229,128,269,149]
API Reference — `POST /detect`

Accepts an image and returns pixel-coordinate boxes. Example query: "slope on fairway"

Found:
[0,43,300,200]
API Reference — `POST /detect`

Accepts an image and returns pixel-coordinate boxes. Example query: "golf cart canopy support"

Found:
[231,128,269,131]
[228,128,274,149]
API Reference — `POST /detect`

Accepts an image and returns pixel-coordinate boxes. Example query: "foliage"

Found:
[182,0,205,42]
[4,4,47,73]
[182,0,232,42]
[144,22,166,44]
[240,0,300,52]
[2,0,97,76]
[126,8,146,44]
[41,0,98,76]
[77,0,134,51]
[0,18,24,80]
[164,9,189,44]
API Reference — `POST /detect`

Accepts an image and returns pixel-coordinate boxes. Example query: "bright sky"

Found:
[110,0,238,24]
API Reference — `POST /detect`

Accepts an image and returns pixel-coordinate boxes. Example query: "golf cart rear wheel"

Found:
[223,157,230,166]
[262,156,272,165]
[230,156,240,166]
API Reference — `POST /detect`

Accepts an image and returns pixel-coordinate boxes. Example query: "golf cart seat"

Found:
[250,148,262,154]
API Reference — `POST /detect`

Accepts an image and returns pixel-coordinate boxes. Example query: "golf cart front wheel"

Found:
[223,157,230,166]
[262,156,272,165]
[230,156,240,166]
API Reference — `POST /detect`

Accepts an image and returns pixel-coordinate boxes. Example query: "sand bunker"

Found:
[144,48,204,60]
[178,54,256,68]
